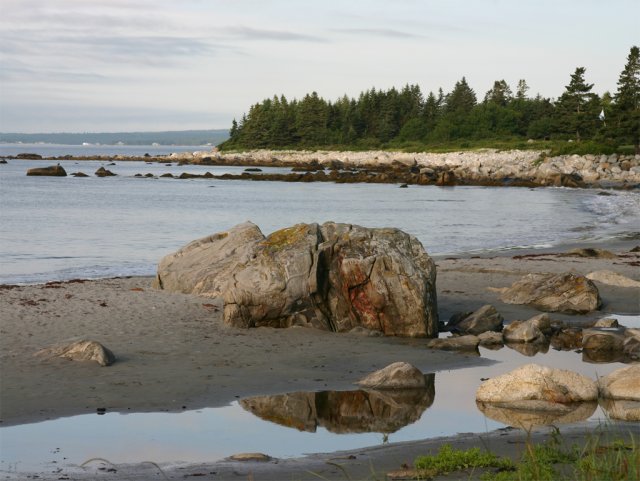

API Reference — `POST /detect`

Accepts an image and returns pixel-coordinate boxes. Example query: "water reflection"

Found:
[240,374,435,434]
[476,401,598,430]
[599,399,640,422]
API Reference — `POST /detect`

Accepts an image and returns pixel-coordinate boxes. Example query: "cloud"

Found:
[331,28,424,39]
[219,26,325,43]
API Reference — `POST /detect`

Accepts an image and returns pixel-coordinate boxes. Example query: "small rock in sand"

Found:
[35,339,116,366]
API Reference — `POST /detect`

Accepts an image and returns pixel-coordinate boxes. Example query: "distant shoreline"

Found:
[6,148,640,189]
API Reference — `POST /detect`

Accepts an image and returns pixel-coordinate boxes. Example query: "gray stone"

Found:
[592,318,619,328]
[95,166,116,177]
[446,304,503,335]
[154,222,438,337]
[500,273,601,314]
[356,362,427,389]
[478,331,504,346]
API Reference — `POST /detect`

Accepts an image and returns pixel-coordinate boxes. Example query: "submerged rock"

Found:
[154,222,438,337]
[26,164,67,176]
[95,166,116,177]
[35,339,116,366]
[500,273,601,314]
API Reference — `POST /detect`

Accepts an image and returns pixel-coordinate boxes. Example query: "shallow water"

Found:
[1,326,637,475]
[1,158,639,284]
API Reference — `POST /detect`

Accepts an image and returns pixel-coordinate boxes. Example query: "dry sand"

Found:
[1,241,638,479]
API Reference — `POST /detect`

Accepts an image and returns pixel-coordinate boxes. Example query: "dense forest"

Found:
[221,46,639,154]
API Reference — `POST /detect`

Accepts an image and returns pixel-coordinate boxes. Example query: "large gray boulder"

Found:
[500,273,601,314]
[154,222,438,337]
[26,164,67,176]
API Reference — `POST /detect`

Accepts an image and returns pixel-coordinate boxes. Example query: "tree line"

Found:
[221,46,639,153]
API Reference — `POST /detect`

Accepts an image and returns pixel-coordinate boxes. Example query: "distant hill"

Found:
[0,129,229,146]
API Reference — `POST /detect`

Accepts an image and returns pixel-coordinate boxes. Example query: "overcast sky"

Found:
[0,0,637,133]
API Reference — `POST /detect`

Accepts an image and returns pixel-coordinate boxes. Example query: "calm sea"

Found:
[1,144,639,284]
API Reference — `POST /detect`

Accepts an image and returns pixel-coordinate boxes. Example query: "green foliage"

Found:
[414,444,514,477]
[220,47,637,154]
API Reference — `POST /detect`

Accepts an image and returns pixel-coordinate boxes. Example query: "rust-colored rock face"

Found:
[154,222,438,337]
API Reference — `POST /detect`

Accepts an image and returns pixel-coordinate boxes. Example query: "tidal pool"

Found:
[1,318,637,477]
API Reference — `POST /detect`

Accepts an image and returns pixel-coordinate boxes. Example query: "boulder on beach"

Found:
[446,304,503,335]
[356,362,427,389]
[500,272,601,314]
[154,222,438,337]
[26,164,67,176]
[476,364,598,407]
[35,339,116,366]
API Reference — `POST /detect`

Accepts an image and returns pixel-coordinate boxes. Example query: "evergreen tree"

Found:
[555,67,599,141]
[445,77,477,114]
[515,79,529,101]
[612,45,640,152]
[484,80,512,106]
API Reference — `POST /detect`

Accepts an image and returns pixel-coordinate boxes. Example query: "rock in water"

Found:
[356,362,427,389]
[36,339,116,366]
[26,165,67,176]
[154,222,438,337]
[500,273,601,314]
[597,365,640,401]
[95,166,116,177]
[476,364,598,407]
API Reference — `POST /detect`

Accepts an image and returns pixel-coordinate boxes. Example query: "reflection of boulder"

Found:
[505,341,549,357]
[550,328,583,351]
[240,375,435,434]
[477,401,597,430]
[599,399,640,422]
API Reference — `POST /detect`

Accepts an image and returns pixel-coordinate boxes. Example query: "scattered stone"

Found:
[550,327,583,351]
[227,453,272,462]
[582,327,626,352]
[35,339,116,366]
[426,335,480,351]
[446,304,503,335]
[592,318,619,328]
[586,270,640,288]
[160,173,174,178]
[598,365,640,401]
[348,326,383,337]
[503,314,551,344]
[356,362,427,389]
[476,364,598,406]
[154,222,438,337]
[0,159,8,164]
[26,165,67,176]
[630,246,640,253]
[563,248,617,259]
[95,166,116,177]
[399,183,408,188]
[500,272,601,314]
[71,172,89,177]
[244,167,263,172]
[478,331,504,347]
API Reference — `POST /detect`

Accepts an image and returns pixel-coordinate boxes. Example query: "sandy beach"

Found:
[1,240,639,479]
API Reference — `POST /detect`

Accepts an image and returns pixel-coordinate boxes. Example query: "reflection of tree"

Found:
[240,374,435,434]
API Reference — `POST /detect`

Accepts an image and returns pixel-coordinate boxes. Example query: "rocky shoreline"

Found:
[8,148,640,188]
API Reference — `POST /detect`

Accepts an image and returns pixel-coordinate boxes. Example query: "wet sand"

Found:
[1,241,638,479]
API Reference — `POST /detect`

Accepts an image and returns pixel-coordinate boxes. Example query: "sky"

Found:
[0,0,638,133]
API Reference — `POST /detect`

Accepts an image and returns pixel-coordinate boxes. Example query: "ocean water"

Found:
[1,151,639,284]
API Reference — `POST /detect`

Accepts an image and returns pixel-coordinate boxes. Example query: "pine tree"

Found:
[484,80,512,106]
[555,67,599,141]
[613,45,640,152]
